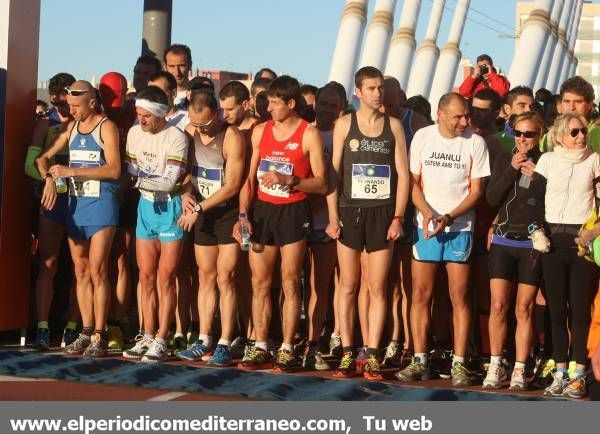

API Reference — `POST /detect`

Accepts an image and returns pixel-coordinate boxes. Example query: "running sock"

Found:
[366,348,377,357]
[557,367,568,377]
[414,353,428,366]
[144,333,154,341]
[514,361,526,370]
[280,343,293,353]
[155,337,166,345]
[255,341,268,351]
[574,369,585,378]
[218,339,232,348]
[37,321,49,330]
[452,355,465,366]
[490,355,502,366]
[65,321,77,331]
[82,327,93,336]
[199,334,212,348]
[174,332,185,339]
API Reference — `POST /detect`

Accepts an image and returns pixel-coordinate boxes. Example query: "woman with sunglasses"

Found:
[484,112,545,390]
[534,113,600,398]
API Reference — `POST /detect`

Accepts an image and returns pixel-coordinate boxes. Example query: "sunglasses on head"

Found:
[64,87,89,96]
[569,127,588,137]
[514,129,538,138]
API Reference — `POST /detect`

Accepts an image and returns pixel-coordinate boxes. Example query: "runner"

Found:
[395,92,490,386]
[495,86,534,153]
[122,86,189,363]
[175,89,245,367]
[325,66,410,380]
[233,75,327,372]
[132,55,163,95]
[39,80,121,359]
[163,44,193,107]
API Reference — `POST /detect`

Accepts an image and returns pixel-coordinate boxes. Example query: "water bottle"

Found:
[239,213,251,251]
[55,177,68,194]
[518,158,533,189]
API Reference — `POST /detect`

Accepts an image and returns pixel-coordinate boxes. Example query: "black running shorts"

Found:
[251,199,311,246]
[194,205,238,246]
[488,243,542,286]
[338,204,395,253]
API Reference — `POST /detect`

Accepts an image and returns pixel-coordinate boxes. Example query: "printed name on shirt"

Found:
[424,151,467,169]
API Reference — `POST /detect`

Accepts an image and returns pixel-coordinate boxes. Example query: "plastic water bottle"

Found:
[518,158,533,189]
[55,177,68,194]
[239,213,251,251]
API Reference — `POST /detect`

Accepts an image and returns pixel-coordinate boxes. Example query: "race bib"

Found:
[351,164,391,200]
[192,165,222,200]
[257,159,293,198]
[69,150,101,198]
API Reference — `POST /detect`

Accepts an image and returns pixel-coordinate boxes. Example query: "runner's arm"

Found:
[445,176,485,219]
[238,123,263,214]
[325,116,349,233]
[35,120,73,178]
[296,125,327,195]
[391,118,409,219]
[136,133,187,192]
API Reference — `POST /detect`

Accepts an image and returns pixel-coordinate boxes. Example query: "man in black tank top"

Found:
[325,66,410,380]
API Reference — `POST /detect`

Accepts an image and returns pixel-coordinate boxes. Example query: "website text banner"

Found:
[1,401,597,434]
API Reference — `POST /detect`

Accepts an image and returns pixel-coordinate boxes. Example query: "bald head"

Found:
[67,80,97,121]
[438,92,466,112]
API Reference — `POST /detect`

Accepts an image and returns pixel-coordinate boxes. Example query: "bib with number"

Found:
[257,159,293,198]
[351,164,391,200]
[192,165,223,200]
[69,150,101,198]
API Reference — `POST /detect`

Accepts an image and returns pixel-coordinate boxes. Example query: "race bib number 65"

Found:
[351,164,391,200]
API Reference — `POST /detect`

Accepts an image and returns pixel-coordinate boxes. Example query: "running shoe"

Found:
[363,354,383,381]
[229,336,246,359]
[106,325,124,351]
[273,349,297,373]
[382,341,402,367]
[176,340,211,362]
[508,367,528,391]
[141,339,169,363]
[207,344,232,367]
[32,328,50,351]
[242,340,255,363]
[238,346,272,370]
[562,375,587,399]
[451,362,476,387]
[544,371,568,396]
[482,363,507,389]
[186,330,199,349]
[302,344,331,371]
[83,333,108,359]
[567,361,576,379]
[123,335,153,359]
[429,347,452,379]
[333,351,356,378]
[61,328,78,348]
[63,333,91,355]
[355,347,368,373]
[532,358,556,389]
[328,333,342,358]
[395,360,430,381]
[170,335,188,357]
[400,348,414,369]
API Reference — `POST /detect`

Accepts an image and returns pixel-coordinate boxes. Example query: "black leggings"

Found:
[541,247,598,365]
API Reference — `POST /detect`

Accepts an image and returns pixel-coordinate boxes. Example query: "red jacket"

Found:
[458,70,510,99]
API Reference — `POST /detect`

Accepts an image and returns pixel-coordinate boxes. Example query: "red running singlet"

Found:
[256,119,312,205]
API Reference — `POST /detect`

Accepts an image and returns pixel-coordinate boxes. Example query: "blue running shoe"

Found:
[176,340,211,361]
[32,328,50,351]
[207,344,231,367]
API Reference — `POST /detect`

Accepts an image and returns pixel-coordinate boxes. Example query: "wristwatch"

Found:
[194,203,203,214]
[443,213,454,226]
[286,175,300,189]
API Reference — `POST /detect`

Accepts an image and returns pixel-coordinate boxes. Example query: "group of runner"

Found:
[27,44,600,400]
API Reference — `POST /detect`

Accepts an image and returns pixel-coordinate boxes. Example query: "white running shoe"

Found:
[140,339,169,363]
[482,363,507,389]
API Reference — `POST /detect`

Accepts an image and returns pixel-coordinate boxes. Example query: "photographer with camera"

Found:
[459,54,510,100]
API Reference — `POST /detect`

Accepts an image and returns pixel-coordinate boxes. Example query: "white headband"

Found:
[135,99,168,117]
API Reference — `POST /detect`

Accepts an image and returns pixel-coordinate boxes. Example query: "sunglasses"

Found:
[190,115,216,131]
[64,87,89,96]
[569,127,588,137]
[514,130,538,138]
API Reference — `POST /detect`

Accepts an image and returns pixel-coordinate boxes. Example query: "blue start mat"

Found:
[0,349,548,401]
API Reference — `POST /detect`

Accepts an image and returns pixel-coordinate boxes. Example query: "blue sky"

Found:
[39,0,520,87]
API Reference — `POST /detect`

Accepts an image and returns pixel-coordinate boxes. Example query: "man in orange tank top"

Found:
[233,75,327,373]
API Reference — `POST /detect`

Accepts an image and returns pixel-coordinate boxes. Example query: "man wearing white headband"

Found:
[124,85,189,363]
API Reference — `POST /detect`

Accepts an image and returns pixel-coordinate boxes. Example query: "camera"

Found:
[479,65,489,75]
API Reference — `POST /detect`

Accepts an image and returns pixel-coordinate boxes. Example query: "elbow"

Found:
[109,166,121,180]
[316,178,327,196]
